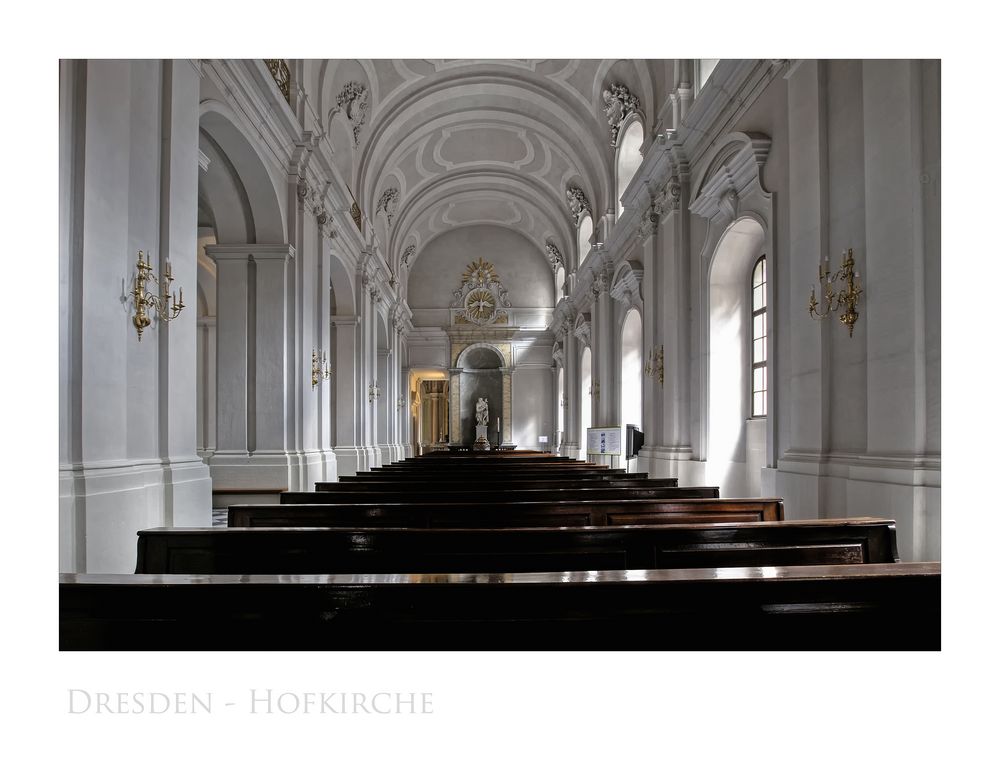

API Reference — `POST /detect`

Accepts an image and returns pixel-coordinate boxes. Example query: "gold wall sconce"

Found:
[311,349,331,389]
[368,381,381,403]
[809,248,863,337]
[644,344,664,386]
[130,251,185,341]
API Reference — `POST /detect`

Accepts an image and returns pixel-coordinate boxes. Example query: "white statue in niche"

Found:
[475,397,489,426]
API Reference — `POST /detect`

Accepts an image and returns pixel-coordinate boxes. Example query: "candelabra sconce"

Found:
[396,394,405,411]
[644,345,664,386]
[368,381,381,403]
[311,349,331,389]
[809,248,864,337]
[589,382,601,401]
[129,251,185,341]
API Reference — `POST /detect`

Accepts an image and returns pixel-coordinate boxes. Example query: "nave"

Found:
[60,451,940,650]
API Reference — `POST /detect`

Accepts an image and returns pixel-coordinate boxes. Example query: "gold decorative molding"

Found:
[451,258,512,326]
[264,59,291,104]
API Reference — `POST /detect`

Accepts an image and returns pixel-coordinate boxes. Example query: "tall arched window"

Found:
[556,366,565,445]
[578,214,593,268]
[555,265,566,299]
[616,120,644,219]
[620,308,642,430]
[751,255,767,417]
[580,347,592,459]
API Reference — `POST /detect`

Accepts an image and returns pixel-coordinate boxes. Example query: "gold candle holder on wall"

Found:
[809,248,863,337]
[311,349,331,389]
[644,345,664,386]
[130,251,185,341]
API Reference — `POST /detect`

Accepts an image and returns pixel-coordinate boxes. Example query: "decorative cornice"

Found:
[602,83,640,147]
[610,261,644,306]
[327,82,369,147]
[689,133,772,221]
[566,187,591,226]
[590,269,609,298]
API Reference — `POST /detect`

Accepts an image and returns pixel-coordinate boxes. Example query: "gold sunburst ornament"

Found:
[462,257,499,287]
[464,288,497,322]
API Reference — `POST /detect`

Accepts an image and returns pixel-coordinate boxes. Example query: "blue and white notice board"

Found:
[587,426,622,456]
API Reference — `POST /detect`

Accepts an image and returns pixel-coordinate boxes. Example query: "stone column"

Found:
[562,321,580,458]
[207,243,296,490]
[332,314,363,477]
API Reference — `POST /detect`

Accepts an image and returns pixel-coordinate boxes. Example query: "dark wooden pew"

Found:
[137,518,899,574]
[281,486,719,505]
[60,562,941,650]
[316,475,677,491]
[227,497,784,527]
[314,477,680,492]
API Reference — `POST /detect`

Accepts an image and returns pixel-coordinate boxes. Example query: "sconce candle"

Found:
[808,247,863,337]
[130,250,185,341]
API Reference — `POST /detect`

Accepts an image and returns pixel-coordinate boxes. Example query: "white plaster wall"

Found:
[512,367,553,450]
[59,60,212,574]
[408,225,553,310]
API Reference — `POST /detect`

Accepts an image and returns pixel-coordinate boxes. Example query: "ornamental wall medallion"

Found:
[451,257,512,326]
[602,83,640,147]
[327,82,370,147]
[566,187,591,225]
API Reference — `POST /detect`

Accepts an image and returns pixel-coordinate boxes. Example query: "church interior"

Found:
[57,58,941,650]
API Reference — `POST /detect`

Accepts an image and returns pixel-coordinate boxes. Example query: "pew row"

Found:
[60,562,941,651]
[281,486,719,505]
[318,476,675,490]
[227,497,784,528]
[137,518,899,574]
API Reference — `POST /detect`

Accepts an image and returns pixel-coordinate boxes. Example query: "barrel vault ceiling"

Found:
[305,59,665,276]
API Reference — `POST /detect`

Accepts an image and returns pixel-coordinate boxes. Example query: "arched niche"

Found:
[451,342,510,448]
[690,132,776,485]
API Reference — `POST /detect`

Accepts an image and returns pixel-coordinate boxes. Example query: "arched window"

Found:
[616,120,644,219]
[580,347,592,459]
[578,214,593,268]
[555,265,566,299]
[620,308,642,431]
[751,255,767,417]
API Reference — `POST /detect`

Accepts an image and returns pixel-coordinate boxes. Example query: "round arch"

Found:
[620,308,643,432]
[614,115,644,219]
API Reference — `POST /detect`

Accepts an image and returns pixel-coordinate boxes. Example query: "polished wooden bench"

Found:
[227,497,784,527]
[318,476,676,489]
[137,518,898,574]
[282,486,719,504]
[60,562,941,650]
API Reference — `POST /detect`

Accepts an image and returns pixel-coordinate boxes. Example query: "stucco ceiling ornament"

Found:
[544,243,564,273]
[376,188,400,226]
[451,257,512,326]
[602,83,640,147]
[327,82,370,147]
[401,244,416,268]
[566,187,591,225]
